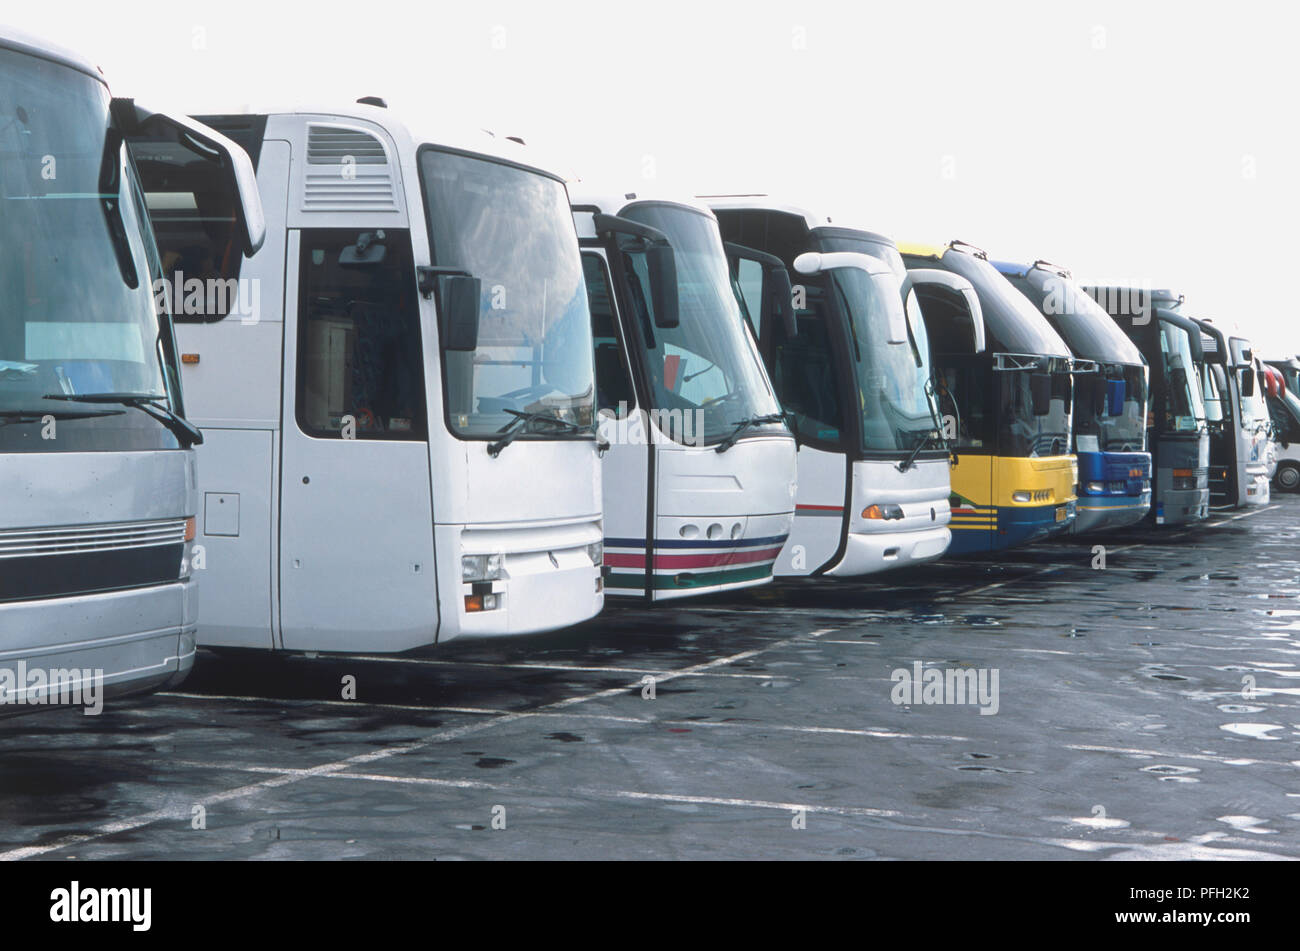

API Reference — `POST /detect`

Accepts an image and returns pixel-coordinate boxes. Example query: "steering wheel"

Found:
[701,390,743,410]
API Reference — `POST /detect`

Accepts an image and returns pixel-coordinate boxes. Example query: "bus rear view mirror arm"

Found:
[725,242,797,339]
[593,213,679,329]
[795,250,911,344]
[902,268,986,354]
[113,98,265,257]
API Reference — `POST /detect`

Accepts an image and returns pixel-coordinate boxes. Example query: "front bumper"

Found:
[0,580,196,717]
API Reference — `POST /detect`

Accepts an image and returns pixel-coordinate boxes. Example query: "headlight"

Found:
[462,553,504,583]
[1086,482,1106,494]
[862,503,904,520]
[586,540,603,567]
[1011,490,1031,503]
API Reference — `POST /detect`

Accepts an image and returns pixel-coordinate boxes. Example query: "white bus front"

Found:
[573,194,796,599]
[710,202,974,577]
[141,107,602,651]
[1,30,261,713]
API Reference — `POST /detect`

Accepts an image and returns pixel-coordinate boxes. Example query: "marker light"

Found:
[464,593,501,612]
[587,541,603,567]
[862,503,904,520]
[462,553,504,583]
[184,516,196,542]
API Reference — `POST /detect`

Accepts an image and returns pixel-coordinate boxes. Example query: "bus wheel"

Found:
[1276,462,1300,493]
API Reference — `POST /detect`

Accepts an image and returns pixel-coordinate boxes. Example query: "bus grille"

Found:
[0,519,186,603]
[0,520,187,558]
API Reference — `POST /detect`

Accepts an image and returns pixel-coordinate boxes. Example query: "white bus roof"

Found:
[0,25,105,83]
[569,187,718,220]
[225,102,568,181]
[699,194,894,244]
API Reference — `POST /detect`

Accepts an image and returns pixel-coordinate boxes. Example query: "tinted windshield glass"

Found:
[1238,365,1267,430]
[996,360,1073,457]
[420,149,594,438]
[832,267,938,452]
[0,48,182,452]
[1269,388,1300,440]
[1008,268,1143,365]
[1201,365,1225,423]
[617,203,780,444]
[1075,364,1147,452]
[1159,320,1206,432]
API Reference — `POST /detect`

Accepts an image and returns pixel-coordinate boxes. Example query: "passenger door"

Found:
[582,250,652,597]
[744,265,848,575]
[278,228,439,651]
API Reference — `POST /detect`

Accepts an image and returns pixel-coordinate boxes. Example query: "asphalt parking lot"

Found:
[2,497,1299,861]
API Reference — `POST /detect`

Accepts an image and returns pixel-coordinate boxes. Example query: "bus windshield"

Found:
[1238,365,1268,431]
[420,148,595,438]
[996,359,1073,457]
[618,203,781,444]
[1159,320,1207,432]
[1201,365,1225,424]
[831,266,939,452]
[1076,364,1147,453]
[0,47,182,452]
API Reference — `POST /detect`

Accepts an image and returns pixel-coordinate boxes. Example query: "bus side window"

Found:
[582,253,635,417]
[296,229,426,440]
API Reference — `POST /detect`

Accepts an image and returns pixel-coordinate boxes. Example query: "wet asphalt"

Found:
[2,498,1299,860]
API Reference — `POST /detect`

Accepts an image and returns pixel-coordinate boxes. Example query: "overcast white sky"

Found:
[10,0,1297,355]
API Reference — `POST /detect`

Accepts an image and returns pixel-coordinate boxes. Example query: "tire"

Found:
[1276,461,1300,493]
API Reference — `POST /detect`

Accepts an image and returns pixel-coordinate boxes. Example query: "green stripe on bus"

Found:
[605,562,775,591]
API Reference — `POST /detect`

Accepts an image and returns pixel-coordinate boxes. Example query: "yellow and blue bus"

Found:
[995,259,1152,534]
[900,242,1077,554]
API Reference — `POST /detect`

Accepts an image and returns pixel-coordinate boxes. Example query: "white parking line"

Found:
[1066,743,1298,768]
[0,627,839,861]
[584,788,903,818]
[154,762,909,819]
[1202,504,1279,528]
[323,656,774,680]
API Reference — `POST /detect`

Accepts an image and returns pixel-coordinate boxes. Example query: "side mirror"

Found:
[904,268,986,354]
[795,250,907,343]
[593,213,679,329]
[1029,372,1052,417]
[1106,378,1126,416]
[768,265,795,339]
[419,267,481,352]
[645,243,679,330]
[725,242,796,338]
[1241,368,1256,397]
[115,99,265,257]
[1169,367,1193,417]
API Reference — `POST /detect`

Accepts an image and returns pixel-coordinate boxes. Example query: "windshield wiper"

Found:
[897,429,943,473]
[1,407,123,424]
[42,392,203,447]
[900,378,951,473]
[487,408,588,458]
[715,413,786,453]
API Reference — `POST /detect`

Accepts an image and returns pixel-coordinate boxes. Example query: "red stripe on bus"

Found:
[605,545,785,570]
